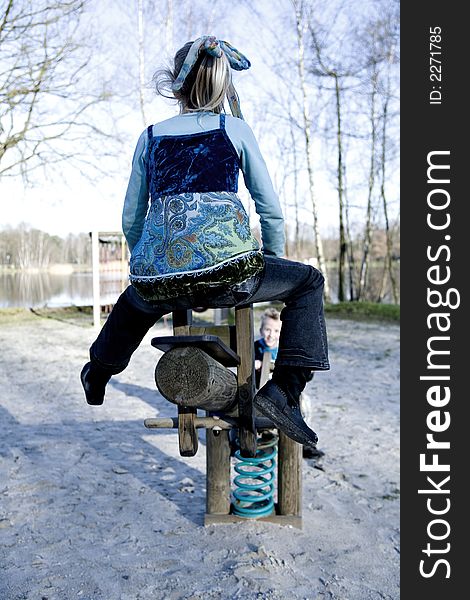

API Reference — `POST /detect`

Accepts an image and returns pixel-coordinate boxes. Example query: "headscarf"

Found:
[171,36,251,119]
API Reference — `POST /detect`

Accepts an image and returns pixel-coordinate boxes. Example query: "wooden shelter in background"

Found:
[90,231,129,329]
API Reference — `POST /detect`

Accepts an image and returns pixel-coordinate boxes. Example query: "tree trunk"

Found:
[294,3,331,301]
[378,89,399,304]
[344,183,356,301]
[357,69,378,301]
[334,74,347,302]
[165,0,173,49]
[290,117,302,259]
[137,0,147,127]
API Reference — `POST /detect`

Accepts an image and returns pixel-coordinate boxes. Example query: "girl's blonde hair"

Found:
[154,41,232,114]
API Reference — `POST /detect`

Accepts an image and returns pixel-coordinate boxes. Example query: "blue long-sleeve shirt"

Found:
[122,112,285,256]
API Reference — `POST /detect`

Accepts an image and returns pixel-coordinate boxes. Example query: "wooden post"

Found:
[235,306,257,458]
[206,427,231,516]
[91,230,100,331]
[121,234,128,293]
[172,310,198,457]
[277,431,302,516]
[173,310,192,333]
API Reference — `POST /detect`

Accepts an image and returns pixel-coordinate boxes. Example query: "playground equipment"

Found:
[144,305,303,528]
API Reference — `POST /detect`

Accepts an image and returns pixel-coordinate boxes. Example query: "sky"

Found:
[0,0,398,240]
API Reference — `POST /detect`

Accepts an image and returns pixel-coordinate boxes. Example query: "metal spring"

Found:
[232,433,278,518]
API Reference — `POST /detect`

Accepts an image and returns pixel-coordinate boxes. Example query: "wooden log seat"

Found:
[154,345,238,412]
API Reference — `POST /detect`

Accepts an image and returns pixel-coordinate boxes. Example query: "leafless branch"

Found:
[0,0,113,182]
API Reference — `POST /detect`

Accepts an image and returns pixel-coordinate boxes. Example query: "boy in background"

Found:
[254,307,281,387]
[254,307,324,461]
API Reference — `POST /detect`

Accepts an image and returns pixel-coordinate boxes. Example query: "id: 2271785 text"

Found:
[429,26,442,105]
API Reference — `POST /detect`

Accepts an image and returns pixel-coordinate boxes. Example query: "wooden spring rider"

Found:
[144,305,302,528]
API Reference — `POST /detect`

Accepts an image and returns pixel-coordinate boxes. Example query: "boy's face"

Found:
[260,317,281,348]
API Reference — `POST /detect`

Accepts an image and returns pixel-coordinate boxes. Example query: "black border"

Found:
[401,3,466,596]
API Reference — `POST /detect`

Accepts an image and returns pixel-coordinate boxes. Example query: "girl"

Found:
[81,36,330,449]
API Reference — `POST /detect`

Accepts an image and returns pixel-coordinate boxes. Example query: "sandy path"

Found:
[0,312,399,600]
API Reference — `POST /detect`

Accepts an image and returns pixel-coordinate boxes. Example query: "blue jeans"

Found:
[90,256,330,373]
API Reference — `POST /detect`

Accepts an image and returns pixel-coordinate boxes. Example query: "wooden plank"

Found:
[206,427,231,515]
[177,406,198,457]
[144,416,275,429]
[235,306,257,458]
[259,351,273,388]
[277,431,302,516]
[152,335,239,367]
[172,311,198,457]
[204,513,302,529]
[190,325,234,349]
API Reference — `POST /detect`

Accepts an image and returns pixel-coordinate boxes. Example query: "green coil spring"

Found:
[232,432,278,518]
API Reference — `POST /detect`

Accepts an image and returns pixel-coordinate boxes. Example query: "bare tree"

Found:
[165,0,173,47]
[311,61,349,300]
[292,0,331,300]
[0,224,92,268]
[305,1,363,302]
[356,48,379,301]
[238,0,400,304]
[377,29,399,303]
[353,6,399,302]
[137,0,148,126]
[288,113,302,259]
[0,0,113,180]
[124,0,224,128]
[262,86,306,261]
[343,172,356,300]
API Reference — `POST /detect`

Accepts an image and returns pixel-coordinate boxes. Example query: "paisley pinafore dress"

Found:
[129,113,264,302]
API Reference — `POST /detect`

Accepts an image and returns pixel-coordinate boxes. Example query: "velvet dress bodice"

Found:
[129,113,264,301]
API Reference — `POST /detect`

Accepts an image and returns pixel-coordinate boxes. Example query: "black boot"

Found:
[80,361,112,406]
[254,366,318,448]
[303,446,325,459]
[272,366,313,407]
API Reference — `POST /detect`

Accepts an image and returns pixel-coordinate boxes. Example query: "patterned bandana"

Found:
[171,36,251,119]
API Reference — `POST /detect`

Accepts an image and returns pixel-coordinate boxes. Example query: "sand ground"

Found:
[0,310,399,600]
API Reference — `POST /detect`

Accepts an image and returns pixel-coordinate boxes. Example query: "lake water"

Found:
[0,271,126,308]
[0,266,399,308]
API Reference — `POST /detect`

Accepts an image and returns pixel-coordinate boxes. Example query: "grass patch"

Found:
[0,300,400,328]
[324,301,399,323]
[0,305,94,327]
[0,307,36,325]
